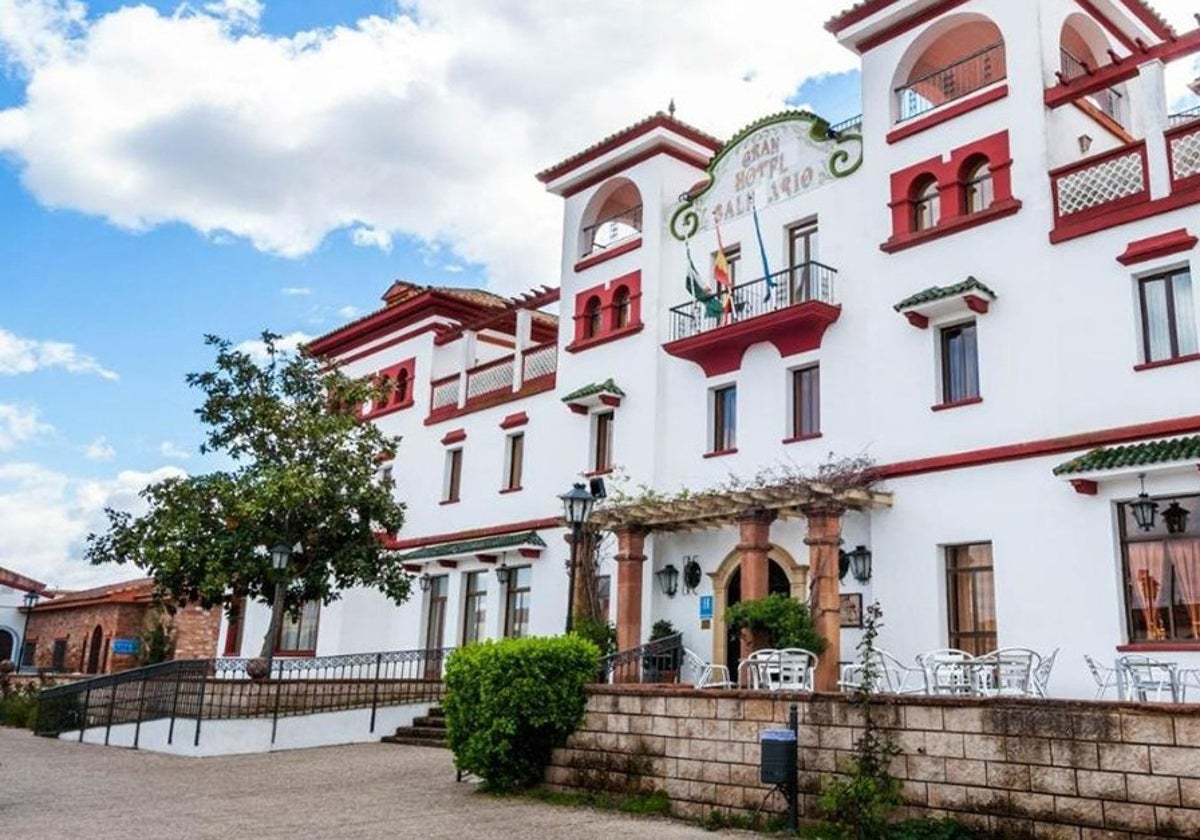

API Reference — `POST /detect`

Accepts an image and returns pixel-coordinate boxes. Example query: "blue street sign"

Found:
[699,595,714,621]
[111,638,139,656]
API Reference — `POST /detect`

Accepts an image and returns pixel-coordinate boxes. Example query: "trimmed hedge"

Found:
[443,635,599,791]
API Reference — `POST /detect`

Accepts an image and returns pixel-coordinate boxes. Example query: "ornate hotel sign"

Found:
[670,112,863,240]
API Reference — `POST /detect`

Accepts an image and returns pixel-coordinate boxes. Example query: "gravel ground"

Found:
[0,727,719,840]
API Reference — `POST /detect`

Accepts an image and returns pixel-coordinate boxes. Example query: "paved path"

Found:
[0,728,718,840]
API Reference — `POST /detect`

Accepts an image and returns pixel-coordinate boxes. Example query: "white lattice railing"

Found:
[1053,144,1147,220]
[430,377,459,411]
[1169,124,1200,185]
[522,342,557,381]
[466,357,514,400]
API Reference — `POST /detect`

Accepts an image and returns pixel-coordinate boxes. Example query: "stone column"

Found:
[736,507,776,665]
[614,528,648,661]
[802,502,845,693]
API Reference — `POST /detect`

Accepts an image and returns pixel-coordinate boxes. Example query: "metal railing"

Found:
[1168,120,1200,186]
[896,41,1005,122]
[829,114,863,135]
[597,633,684,684]
[1059,49,1123,124]
[1169,104,1200,128]
[581,205,643,257]
[465,355,514,401]
[35,647,452,746]
[668,262,838,343]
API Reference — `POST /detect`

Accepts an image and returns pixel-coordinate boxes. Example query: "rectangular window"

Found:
[593,411,614,472]
[503,433,524,491]
[946,543,997,655]
[443,448,463,502]
[20,640,36,669]
[791,365,820,438]
[51,639,68,672]
[425,575,449,648]
[224,596,245,656]
[712,385,737,452]
[596,575,612,620]
[1139,268,1197,364]
[462,571,488,645]
[1120,494,1200,642]
[788,222,819,302]
[940,321,980,404]
[277,600,320,654]
[504,566,532,639]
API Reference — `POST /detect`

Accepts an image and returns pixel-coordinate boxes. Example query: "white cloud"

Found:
[281,286,311,296]
[0,403,52,450]
[84,435,115,461]
[233,330,313,364]
[201,0,262,31]
[351,226,393,253]
[158,440,192,460]
[337,305,360,319]
[0,461,186,589]
[0,326,119,380]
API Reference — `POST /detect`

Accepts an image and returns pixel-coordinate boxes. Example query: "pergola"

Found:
[592,479,893,692]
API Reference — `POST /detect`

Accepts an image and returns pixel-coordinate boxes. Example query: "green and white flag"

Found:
[685,241,723,318]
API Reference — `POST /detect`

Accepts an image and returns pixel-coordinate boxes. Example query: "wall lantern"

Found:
[656,564,679,597]
[418,573,432,592]
[1130,473,1159,532]
[495,562,512,586]
[1163,500,1190,535]
[847,545,873,584]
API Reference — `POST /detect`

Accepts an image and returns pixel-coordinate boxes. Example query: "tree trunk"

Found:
[258,579,286,672]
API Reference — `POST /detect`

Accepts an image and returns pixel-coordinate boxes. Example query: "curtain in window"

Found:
[1127,543,1168,640]
[1143,280,1172,361]
[1169,538,1200,638]
[1174,272,1198,356]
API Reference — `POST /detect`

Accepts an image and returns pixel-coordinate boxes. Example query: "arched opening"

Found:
[395,367,409,405]
[912,175,941,231]
[612,286,631,330]
[709,544,808,668]
[1059,14,1123,124]
[0,628,14,663]
[582,296,603,339]
[895,15,1006,122]
[578,178,642,258]
[86,625,104,675]
[723,561,792,672]
[962,156,994,214]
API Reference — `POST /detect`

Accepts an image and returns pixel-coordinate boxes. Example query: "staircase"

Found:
[382,705,448,748]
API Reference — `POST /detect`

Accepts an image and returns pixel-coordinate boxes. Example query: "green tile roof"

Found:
[893,277,997,312]
[1052,435,1200,476]
[392,531,547,562]
[560,378,626,403]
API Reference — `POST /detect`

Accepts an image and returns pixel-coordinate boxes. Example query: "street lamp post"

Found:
[260,541,294,674]
[560,483,596,634]
[20,591,39,671]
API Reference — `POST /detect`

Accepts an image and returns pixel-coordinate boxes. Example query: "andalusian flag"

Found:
[685,242,722,318]
[714,220,734,324]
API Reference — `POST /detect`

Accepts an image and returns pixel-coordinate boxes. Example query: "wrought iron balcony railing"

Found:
[1170,104,1200,128]
[596,633,683,684]
[1059,49,1124,125]
[581,205,643,257]
[668,262,837,344]
[896,42,1006,122]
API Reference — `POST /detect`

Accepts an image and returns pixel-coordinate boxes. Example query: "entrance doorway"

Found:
[0,628,14,663]
[724,560,792,671]
[86,625,104,674]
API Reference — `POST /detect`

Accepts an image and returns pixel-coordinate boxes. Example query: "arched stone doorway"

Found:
[86,625,104,675]
[709,544,807,668]
[0,627,14,663]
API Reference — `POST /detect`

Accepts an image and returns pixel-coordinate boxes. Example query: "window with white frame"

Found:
[1120,493,1200,642]
[504,566,532,638]
[462,571,488,645]
[592,411,613,472]
[711,384,737,452]
[1138,267,1197,364]
[443,448,463,502]
[790,365,820,439]
[278,600,320,655]
[945,543,996,656]
[503,433,524,491]
[939,321,980,404]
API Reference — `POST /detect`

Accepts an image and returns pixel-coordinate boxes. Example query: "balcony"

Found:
[580,205,642,259]
[1059,49,1124,127]
[896,42,1006,123]
[427,341,557,424]
[663,263,841,377]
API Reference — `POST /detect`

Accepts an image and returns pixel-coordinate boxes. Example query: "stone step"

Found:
[398,725,448,739]
[412,715,447,729]
[381,733,448,748]
[426,706,446,719]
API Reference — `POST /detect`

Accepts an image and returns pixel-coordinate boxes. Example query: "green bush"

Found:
[0,687,39,730]
[572,618,617,658]
[724,593,826,652]
[443,635,600,791]
[649,619,678,640]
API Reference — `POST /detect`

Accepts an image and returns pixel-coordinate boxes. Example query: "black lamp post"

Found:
[656,564,679,597]
[1130,473,1159,533]
[20,591,38,671]
[263,541,293,670]
[560,482,596,634]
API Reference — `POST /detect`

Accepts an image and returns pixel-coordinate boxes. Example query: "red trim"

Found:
[1134,353,1200,372]
[584,468,614,478]
[499,486,523,495]
[1075,0,1140,53]
[1045,30,1200,111]
[1070,479,1100,495]
[566,323,645,354]
[499,411,529,430]
[1050,142,1150,227]
[439,499,460,506]
[1167,121,1200,192]
[963,295,990,315]
[574,238,642,272]
[440,429,467,446]
[424,375,556,426]
[0,568,47,595]
[880,414,1200,479]
[436,559,458,569]
[1117,228,1198,265]
[598,394,622,408]
[401,563,421,573]
[931,397,983,412]
[384,517,561,551]
[883,199,1022,253]
[783,433,824,445]
[857,1,974,52]
[476,554,497,564]
[1050,184,1200,244]
[904,311,930,329]
[1115,0,1175,40]
[570,271,643,348]
[703,448,739,459]
[1117,643,1200,653]
[561,146,712,199]
[309,291,496,358]
[825,0,901,33]
[1071,98,1134,145]
[886,85,1008,144]
[360,358,417,420]
[568,403,589,416]
[537,114,721,185]
[517,548,543,559]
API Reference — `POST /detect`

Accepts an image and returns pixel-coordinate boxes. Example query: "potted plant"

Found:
[725,594,826,654]
[644,619,681,683]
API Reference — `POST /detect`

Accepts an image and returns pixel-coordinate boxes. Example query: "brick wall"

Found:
[171,604,220,660]
[546,686,1200,839]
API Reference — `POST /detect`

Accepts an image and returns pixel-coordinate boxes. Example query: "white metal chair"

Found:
[917,649,976,696]
[772,648,819,692]
[738,649,779,690]
[838,649,922,695]
[681,647,732,689]
[1032,648,1059,698]
[973,648,1037,697]
[1117,654,1180,702]
[1084,654,1120,700]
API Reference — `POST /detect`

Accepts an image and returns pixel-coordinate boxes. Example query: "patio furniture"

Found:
[972,648,1037,697]
[740,648,817,691]
[682,648,733,689]
[1084,654,1120,700]
[1117,655,1180,702]
[1032,647,1059,698]
[1177,668,1200,702]
[838,649,923,695]
[917,649,976,696]
[738,649,779,690]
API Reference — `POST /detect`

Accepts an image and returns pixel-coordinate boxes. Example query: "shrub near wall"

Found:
[444,636,599,792]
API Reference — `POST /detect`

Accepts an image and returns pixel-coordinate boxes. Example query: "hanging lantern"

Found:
[1163,500,1190,535]
[1130,473,1159,533]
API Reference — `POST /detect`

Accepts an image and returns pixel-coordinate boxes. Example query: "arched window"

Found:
[583,296,603,339]
[395,368,409,405]
[963,159,993,214]
[612,287,631,330]
[579,179,643,258]
[376,374,391,414]
[912,176,941,232]
[894,15,1005,122]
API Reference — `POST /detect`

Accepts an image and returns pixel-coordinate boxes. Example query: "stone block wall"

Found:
[546,686,1200,839]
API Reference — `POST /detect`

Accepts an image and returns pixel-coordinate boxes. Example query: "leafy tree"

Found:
[86,332,408,663]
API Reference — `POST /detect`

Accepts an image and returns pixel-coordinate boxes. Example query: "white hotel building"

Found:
[224,0,1200,700]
